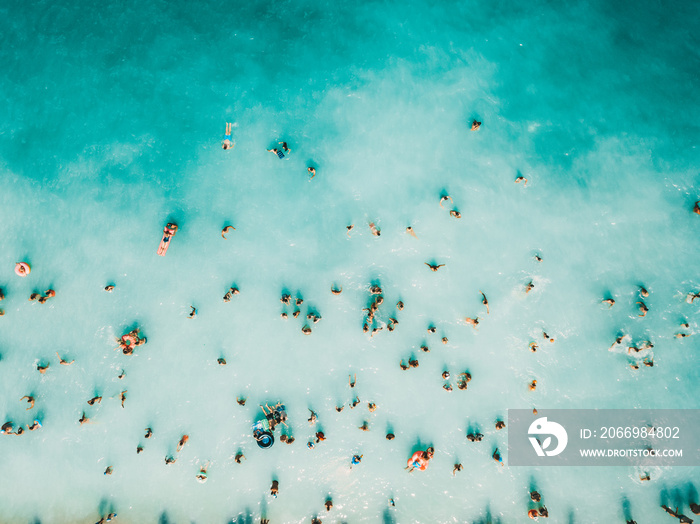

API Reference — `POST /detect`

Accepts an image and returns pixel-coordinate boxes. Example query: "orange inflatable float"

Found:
[406,447,434,472]
[15,262,31,277]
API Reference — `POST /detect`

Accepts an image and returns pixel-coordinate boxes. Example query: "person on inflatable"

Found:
[405,447,434,473]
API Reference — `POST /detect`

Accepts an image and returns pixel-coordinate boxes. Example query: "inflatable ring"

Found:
[121,334,138,346]
[15,262,31,277]
[255,431,274,449]
[407,451,429,471]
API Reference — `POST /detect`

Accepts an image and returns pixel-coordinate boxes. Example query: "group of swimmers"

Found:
[659,502,699,523]
[114,327,147,355]
[279,292,321,334]
[14,114,697,522]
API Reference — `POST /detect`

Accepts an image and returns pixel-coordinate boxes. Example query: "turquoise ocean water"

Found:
[1,0,699,522]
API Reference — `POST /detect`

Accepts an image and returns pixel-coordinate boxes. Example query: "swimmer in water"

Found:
[492,449,503,465]
[386,432,395,440]
[515,176,528,186]
[325,499,333,511]
[529,342,538,352]
[480,291,489,314]
[308,409,317,425]
[222,123,234,149]
[694,201,700,215]
[637,301,648,317]
[87,395,102,406]
[278,141,290,153]
[346,224,354,236]
[349,374,356,388]
[368,402,377,412]
[609,334,629,350]
[399,360,409,370]
[188,306,197,319]
[165,456,176,465]
[270,480,279,497]
[237,397,246,406]
[439,195,453,208]
[529,380,537,391]
[425,262,445,272]
[457,373,471,390]
[331,285,342,295]
[177,434,189,452]
[602,297,615,308]
[196,464,209,482]
[217,357,227,365]
[221,225,235,239]
[406,226,417,238]
[350,397,360,408]
[56,352,74,365]
[235,452,246,463]
[639,286,649,297]
[465,317,479,329]
[350,454,363,468]
[120,390,127,408]
[397,300,404,310]
[449,210,461,218]
[105,285,115,292]
[144,428,153,439]
[453,463,463,476]
[308,167,316,179]
[495,420,505,430]
[37,363,49,374]
[359,421,369,431]
[369,222,381,236]
[525,281,535,294]
[471,119,481,131]
[408,358,419,368]
[302,325,312,335]
[20,396,35,410]
[79,412,89,425]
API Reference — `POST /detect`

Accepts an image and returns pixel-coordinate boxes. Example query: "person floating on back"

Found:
[222,123,234,150]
